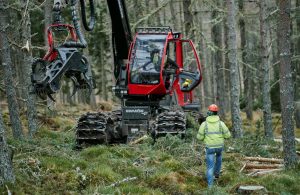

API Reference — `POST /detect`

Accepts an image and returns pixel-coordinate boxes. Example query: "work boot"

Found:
[214,174,219,179]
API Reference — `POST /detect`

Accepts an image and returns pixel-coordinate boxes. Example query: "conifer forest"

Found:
[0,0,300,194]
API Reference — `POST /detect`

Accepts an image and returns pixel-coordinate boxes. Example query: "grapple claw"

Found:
[87,84,92,96]
[37,92,45,100]
[70,76,79,97]
[47,93,56,102]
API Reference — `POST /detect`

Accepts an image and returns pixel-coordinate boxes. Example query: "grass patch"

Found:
[1,108,299,194]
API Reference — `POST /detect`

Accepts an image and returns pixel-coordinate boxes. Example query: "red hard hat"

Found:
[208,104,219,112]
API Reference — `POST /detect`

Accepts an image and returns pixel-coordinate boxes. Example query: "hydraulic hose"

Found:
[79,0,95,31]
[70,0,95,48]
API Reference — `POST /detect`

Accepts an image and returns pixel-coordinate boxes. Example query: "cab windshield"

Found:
[130,34,167,85]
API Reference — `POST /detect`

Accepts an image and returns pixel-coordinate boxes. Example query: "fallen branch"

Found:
[244,157,284,164]
[5,185,11,195]
[245,163,284,170]
[274,138,300,143]
[129,135,148,145]
[108,177,137,188]
[239,163,247,173]
[296,151,300,156]
[246,170,259,176]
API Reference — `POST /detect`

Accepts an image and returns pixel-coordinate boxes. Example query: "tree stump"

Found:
[237,185,267,194]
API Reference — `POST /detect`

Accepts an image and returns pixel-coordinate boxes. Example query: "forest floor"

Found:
[0,103,300,194]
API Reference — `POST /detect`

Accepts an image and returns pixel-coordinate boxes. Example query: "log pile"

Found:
[240,156,284,177]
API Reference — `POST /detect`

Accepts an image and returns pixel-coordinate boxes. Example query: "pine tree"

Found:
[277,0,298,168]
[260,0,273,138]
[0,106,15,185]
[226,0,243,138]
[0,0,24,139]
[19,0,38,137]
[212,0,226,119]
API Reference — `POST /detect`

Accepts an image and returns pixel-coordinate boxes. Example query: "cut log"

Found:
[244,156,284,163]
[296,151,300,156]
[250,169,283,177]
[237,185,267,194]
[245,163,284,170]
[246,168,282,173]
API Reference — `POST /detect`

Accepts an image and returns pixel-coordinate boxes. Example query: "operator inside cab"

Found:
[143,49,161,72]
[131,48,162,84]
[130,34,166,85]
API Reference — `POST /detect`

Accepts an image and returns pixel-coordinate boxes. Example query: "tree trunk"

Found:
[0,1,24,139]
[270,22,281,112]
[295,102,300,128]
[212,0,226,119]
[179,0,184,33]
[169,0,179,31]
[245,33,255,120]
[223,2,231,114]
[154,0,161,26]
[260,0,273,138]
[9,9,24,108]
[183,0,192,37]
[226,0,243,138]
[239,0,253,120]
[44,0,52,45]
[198,15,209,111]
[294,0,300,125]
[44,0,56,113]
[0,107,15,185]
[277,0,298,168]
[20,0,37,137]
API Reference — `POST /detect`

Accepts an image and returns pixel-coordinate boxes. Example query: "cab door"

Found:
[171,39,202,106]
[177,39,202,92]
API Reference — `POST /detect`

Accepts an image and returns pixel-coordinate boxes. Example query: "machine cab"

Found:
[127,27,202,104]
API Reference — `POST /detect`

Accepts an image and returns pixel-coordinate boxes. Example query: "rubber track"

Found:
[76,110,124,147]
[153,110,186,137]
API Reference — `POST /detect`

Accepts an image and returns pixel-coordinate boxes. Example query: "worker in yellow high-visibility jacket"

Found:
[197,104,231,188]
